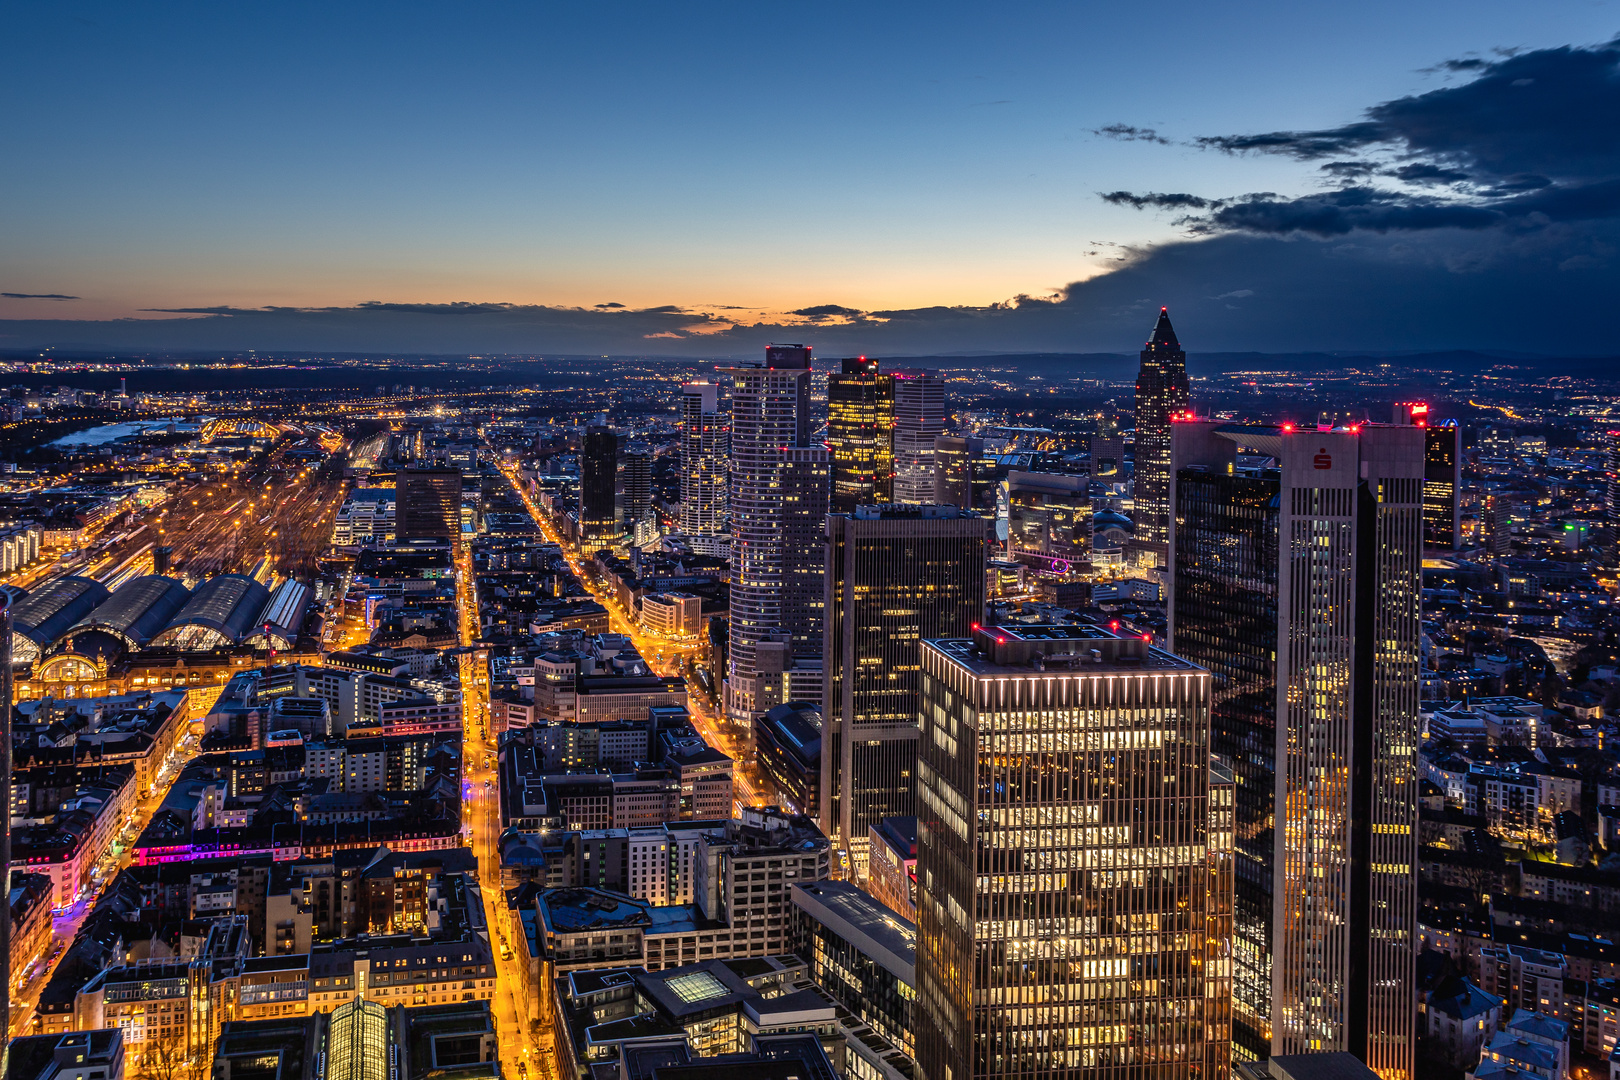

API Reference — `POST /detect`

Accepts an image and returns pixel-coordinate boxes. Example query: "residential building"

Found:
[678,381,729,554]
[724,345,826,722]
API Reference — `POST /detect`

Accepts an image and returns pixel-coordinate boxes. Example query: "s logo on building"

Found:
[1314,449,1332,470]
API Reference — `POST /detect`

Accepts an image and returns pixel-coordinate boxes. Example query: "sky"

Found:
[3,1,1618,356]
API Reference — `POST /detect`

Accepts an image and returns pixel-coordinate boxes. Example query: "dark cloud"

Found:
[2,292,79,300]
[1111,39,1620,240]
[4,220,1618,356]
[789,304,864,319]
[1320,161,1380,179]
[1100,191,1215,211]
[1195,122,1385,160]
[594,302,625,309]
[1391,162,1470,184]
[1094,124,1170,145]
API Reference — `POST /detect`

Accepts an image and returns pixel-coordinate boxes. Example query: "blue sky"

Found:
[3,1,1618,353]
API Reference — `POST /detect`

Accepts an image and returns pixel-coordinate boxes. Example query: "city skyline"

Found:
[1,6,1615,1080]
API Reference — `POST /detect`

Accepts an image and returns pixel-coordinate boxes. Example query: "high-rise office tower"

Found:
[822,505,987,879]
[827,357,895,513]
[1133,307,1191,566]
[891,369,945,503]
[725,344,826,722]
[397,467,462,542]
[916,624,1232,1080]
[1169,419,1421,1077]
[1394,403,1461,550]
[679,381,729,546]
[580,424,619,546]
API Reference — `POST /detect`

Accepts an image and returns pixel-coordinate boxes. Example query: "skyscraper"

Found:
[891,369,945,503]
[916,624,1232,1080]
[725,344,826,722]
[1605,430,1620,523]
[580,424,619,547]
[619,449,651,534]
[1394,402,1460,550]
[1169,419,1421,1077]
[396,468,461,542]
[1133,307,1191,566]
[827,357,895,513]
[822,505,987,879]
[679,381,729,550]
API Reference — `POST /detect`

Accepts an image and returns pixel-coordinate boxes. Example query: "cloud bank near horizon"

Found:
[4,40,1618,360]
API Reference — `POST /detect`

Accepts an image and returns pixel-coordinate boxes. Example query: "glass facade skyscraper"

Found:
[916,624,1231,1080]
[1133,308,1191,566]
[1168,419,1421,1079]
[828,357,895,514]
[580,423,619,546]
[822,505,987,879]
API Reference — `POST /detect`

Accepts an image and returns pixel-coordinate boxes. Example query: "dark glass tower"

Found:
[1169,449,1280,1062]
[1133,307,1190,566]
[822,505,987,879]
[580,423,619,546]
[397,467,462,542]
[1169,419,1421,1079]
[828,357,896,514]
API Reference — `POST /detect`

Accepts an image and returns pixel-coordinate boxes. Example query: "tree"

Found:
[133,1029,206,1080]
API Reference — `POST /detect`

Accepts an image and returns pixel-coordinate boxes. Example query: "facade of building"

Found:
[619,450,651,537]
[915,624,1231,1080]
[581,425,619,547]
[1132,307,1191,566]
[890,369,944,504]
[396,469,461,542]
[1395,403,1462,550]
[822,505,987,878]
[827,357,896,514]
[678,381,729,551]
[724,345,825,722]
[1168,419,1423,1077]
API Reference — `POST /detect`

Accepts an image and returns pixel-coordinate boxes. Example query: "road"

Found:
[492,463,774,812]
[8,730,200,1038]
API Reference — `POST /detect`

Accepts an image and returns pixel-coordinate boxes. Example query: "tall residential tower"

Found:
[725,345,828,721]
[679,381,729,554]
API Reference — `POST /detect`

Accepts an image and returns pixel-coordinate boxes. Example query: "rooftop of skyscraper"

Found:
[928,623,1203,675]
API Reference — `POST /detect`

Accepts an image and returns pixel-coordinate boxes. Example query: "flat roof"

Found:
[790,881,915,981]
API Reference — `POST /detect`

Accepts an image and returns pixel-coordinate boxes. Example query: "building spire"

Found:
[1149,306,1179,348]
